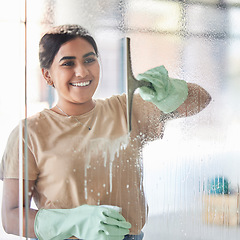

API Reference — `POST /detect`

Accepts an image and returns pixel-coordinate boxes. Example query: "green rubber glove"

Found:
[138,65,188,113]
[34,204,131,240]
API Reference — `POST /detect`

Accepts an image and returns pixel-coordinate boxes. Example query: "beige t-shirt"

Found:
[0,94,164,234]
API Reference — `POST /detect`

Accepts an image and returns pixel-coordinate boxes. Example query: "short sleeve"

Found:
[0,124,39,181]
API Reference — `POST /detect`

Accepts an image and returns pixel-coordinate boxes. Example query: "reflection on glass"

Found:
[0,0,240,240]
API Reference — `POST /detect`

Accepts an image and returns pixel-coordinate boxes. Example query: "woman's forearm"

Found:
[2,207,38,238]
[177,83,211,117]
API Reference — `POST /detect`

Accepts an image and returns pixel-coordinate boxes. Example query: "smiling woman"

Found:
[39,26,100,116]
[0,24,211,240]
[42,37,100,115]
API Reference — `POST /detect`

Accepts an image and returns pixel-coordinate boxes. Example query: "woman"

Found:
[1,25,211,240]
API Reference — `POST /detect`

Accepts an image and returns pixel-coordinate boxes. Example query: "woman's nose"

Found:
[75,64,89,78]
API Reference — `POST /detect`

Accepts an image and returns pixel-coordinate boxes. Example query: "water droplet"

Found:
[126,184,129,189]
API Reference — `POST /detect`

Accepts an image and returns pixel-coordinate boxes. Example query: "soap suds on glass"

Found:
[83,134,130,199]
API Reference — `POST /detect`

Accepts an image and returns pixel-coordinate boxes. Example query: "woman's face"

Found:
[43,37,100,106]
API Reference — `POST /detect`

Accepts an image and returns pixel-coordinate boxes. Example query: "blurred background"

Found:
[0,0,240,239]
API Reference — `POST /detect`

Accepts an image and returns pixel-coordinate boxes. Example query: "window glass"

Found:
[229,8,240,36]
[189,0,219,3]
[0,0,240,239]
[128,0,181,32]
[225,0,240,4]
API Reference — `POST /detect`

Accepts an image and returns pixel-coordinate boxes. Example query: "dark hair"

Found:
[39,25,99,69]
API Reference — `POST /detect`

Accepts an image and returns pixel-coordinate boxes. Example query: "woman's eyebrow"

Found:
[59,52,96,62]
[59,56,76,62]
[83,52,96,58]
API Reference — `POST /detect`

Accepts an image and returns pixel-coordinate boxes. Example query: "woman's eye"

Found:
[84,58,96,64]
[62,61,74,67]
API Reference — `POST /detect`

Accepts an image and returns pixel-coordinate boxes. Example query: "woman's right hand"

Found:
[138,65,188,113]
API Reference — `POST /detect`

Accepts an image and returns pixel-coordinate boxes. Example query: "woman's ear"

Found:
[42,68,54,86]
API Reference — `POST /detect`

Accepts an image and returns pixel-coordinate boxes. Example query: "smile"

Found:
[70,81,91,87]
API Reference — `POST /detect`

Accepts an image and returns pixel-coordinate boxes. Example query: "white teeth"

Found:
[71,81,90,87]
